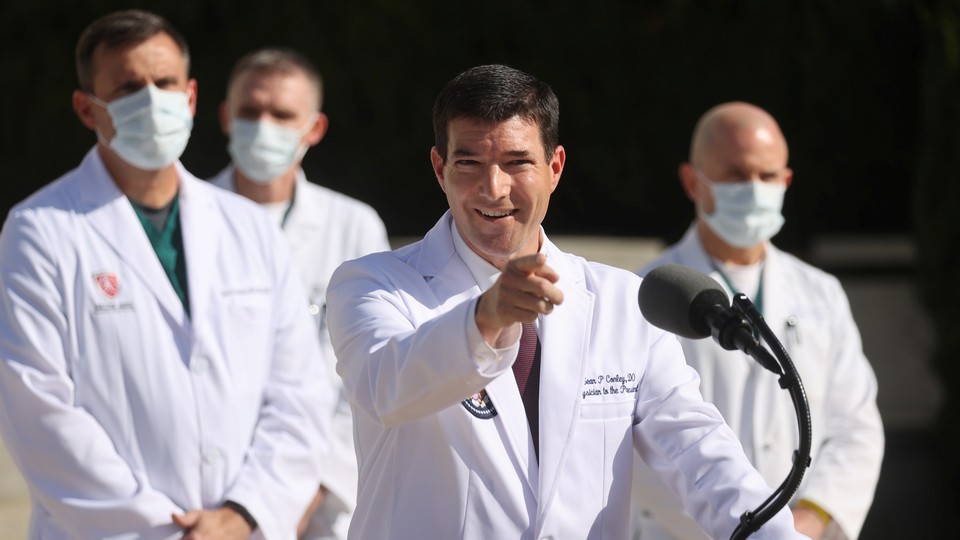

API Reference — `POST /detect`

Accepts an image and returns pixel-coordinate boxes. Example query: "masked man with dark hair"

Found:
[0,10,332,539]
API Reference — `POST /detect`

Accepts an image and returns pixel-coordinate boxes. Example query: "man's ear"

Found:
[187,78,198,116]
[548,145,565,192]
[678,162,699,203]
[72,90,99,130]
[305,113,329,147]
[430,147,446,191]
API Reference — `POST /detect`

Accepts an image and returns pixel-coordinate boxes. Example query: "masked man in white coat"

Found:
[631,102,884,540]
[0,10,332,539]
[209,47,390,540]
[326,64,809,540]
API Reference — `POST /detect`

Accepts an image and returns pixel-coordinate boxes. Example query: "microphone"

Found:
[641,264,812,540]
[638,264,775,369]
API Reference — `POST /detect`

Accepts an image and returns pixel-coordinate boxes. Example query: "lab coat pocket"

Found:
[463,466,528,538]
[579,400,635,420]
[784,316,830,407]
[221,287,273,324]
[572,400,636,537]
[219,284,274,382]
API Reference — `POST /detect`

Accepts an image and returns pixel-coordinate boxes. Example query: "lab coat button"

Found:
[192,357,210,374]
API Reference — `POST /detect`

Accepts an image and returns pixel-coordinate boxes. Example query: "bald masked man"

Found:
[632,102,884,540]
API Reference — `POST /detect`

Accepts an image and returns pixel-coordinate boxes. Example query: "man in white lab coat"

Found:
[0,10,332,539]
[631,102,884,540]
[209,47,390,540]
[326,64,808,539]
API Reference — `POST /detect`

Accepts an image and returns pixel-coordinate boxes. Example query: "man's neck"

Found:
[99,145,179,208]
[233,167,296,204]
[696,220,765,266]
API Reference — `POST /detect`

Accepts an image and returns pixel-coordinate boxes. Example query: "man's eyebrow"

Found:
[450,148,479,157]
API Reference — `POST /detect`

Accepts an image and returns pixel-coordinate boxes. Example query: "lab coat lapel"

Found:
[754,246,792,457]
[79,149,186,323]
[176,170,221,327]
[279,173,318,258]
[536,240,594,523]
[417,213,540,494]
[485,360,539,494]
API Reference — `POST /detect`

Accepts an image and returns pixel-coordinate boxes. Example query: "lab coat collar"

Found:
[282,170,323,251]
[676,223,791,326]
[209,164,314,252]
[444,217,545,492]
[414,212,596,520]
[79,147,223,333]
[176,164,223,329]
[534,238,594,526]
[78,147,189,327]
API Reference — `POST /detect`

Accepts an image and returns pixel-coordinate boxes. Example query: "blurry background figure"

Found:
[631,102,884,540]
[0,10,331,539]
[209,47,389,540]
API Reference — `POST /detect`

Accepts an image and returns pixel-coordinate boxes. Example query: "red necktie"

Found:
[513,322,541,460]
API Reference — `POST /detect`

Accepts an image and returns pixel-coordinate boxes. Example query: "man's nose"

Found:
[480,166,510,199]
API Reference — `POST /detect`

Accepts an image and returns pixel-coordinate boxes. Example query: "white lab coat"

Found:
[631,226,884,539]
[326,212,807,540]
[210,166,390,540]
[0,148,333,540]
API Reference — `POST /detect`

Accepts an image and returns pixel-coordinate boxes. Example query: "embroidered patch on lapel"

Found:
[461,389,498,419]
[94,272,120,299]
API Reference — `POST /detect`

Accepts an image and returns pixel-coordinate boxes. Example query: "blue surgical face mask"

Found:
[697,169,786,248]
[89,84,193,171]
[227,117,315,184]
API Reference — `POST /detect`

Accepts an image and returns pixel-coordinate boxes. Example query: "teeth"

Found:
[480,209,512,217]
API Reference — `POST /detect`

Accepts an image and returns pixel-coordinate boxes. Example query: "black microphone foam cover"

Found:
[639,263,730,339]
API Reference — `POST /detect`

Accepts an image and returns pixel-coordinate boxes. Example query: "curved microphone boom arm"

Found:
[727,293,813,540]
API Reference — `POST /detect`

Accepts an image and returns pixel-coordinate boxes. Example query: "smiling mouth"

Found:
[477,209,516,219]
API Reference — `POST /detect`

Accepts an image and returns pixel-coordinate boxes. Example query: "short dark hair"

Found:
[432,64,559,162]
[227,48,324,110]
[75,10,190,93]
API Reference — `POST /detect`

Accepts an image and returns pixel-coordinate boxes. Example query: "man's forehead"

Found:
[448,116,540,141]
[92,34,186,79]
[230,70,315,104]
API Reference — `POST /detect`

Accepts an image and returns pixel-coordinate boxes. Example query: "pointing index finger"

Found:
[508,253,548,274]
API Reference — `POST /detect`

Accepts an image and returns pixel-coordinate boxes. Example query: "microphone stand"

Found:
[726,294,813,540]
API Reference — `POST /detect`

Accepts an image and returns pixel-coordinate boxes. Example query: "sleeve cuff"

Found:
[466,297,520,375]
[795,498,832,524]
[223,500,258,531]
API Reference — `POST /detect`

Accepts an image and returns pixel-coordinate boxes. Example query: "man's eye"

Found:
[153,77,181,90]
[505,160,534,168]
[117,82,143,96]
[455,160,479,166]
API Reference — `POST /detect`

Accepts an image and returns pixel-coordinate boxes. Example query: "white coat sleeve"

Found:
[326,257,514,428]
[632,327,808,540]
[223,223,335,540]
[0,210,183,539]
[305,203,389,536]
[796,281,884,538]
